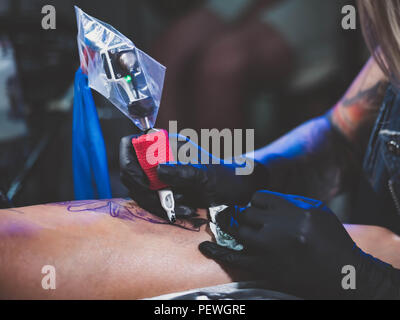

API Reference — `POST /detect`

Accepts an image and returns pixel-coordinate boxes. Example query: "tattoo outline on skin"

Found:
[48,199,207,232]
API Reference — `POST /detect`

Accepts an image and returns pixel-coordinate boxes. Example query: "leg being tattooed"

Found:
[47,199,208,232]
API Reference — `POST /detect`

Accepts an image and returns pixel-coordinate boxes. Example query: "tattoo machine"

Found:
[75,7,176,222]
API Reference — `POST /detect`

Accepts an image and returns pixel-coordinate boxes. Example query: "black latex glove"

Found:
[120,134,268,219]
[199,190,400,299]
[120,134,196,219]
[156,158,269,209]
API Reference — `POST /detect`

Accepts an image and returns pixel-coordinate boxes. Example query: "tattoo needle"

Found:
[158,189,176,223]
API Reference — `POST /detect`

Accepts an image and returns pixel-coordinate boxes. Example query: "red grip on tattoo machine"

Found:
[131,129,174,191]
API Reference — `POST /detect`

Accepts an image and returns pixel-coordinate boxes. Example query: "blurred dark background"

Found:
[0,0,367,218]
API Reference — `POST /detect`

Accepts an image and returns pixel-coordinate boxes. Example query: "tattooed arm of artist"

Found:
[253,56,389,201]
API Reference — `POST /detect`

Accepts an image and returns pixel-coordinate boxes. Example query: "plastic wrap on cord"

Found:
[75,6,166,132]
[72,68,112,200]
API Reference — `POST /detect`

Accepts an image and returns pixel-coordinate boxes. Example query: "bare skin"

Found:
[330,56,389,149]
[0,199,399,300]
[0,200,232,299]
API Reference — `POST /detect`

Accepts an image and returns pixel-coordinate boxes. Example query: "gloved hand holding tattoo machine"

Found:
[75,7,177,222]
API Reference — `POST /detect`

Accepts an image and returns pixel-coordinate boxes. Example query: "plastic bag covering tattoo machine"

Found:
[75,7,176,222]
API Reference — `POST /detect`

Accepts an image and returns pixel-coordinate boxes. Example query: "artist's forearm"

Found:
[252,57,389,200]
[253,115,358,201]
[330,56,389,152]
[344,224,400,299]
[345,224,400,269]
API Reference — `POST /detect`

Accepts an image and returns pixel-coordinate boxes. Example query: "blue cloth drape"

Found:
[72,68,112,199]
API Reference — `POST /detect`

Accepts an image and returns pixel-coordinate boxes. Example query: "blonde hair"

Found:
[358,0,400,87]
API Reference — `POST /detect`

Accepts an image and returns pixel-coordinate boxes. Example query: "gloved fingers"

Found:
[285,194,325,210]
[213,206,237,229]
[135,194,170,220]
[120,172,148,195]
[175,204,197,217]
[171,188,210,210]
[157,163,208,188]
[198,241,256,270]
[254,219,296,249]
[119,135,138,167]
[163,192,198,218]
[199,241,282,280]
[214,210,261,248]
[120,135,149,189]
[233,225,263,249]
[173,192,197,217]
[130,188,160,211]
[214,206,264,230]
[238,224,286,256]
[238,207,271,229]
[250,190,289,210]
[200,242,289,285]
[215,206,262,231]
[173,192,184,202]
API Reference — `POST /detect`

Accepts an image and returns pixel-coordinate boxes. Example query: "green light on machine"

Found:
[125,75,132,83]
